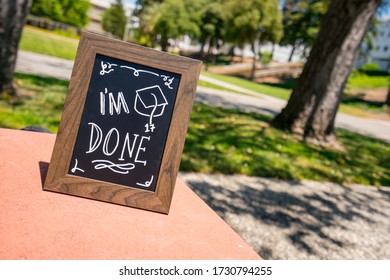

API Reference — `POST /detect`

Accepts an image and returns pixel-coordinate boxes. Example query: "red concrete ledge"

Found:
[0,128,260,260]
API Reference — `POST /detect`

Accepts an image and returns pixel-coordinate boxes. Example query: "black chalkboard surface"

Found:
[44,32,201,213]
[68,54,181,192]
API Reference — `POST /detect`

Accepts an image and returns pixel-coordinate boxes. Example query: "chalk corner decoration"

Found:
[43,31,202,214]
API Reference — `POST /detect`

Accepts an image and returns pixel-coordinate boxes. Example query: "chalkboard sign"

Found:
[68,54,181,192]
[44,32,202,214]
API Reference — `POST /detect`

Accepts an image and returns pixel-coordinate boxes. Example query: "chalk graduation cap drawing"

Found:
[134,85,168,128]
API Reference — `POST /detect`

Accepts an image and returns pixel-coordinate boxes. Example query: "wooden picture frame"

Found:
[44,32,202,214]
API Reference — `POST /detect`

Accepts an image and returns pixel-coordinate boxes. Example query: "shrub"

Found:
[360,62,380,72]
[259,51,272,65]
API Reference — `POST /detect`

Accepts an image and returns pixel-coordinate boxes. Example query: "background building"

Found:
[356,17,390,71]
[371,18,390,71]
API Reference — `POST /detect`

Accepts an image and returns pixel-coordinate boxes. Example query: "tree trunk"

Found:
[160,37,169,52]
[0,0,32,97]
[386,81,390,114]
[272,0,381,147]
[288,44,296,62]
[228,45,235,58]
[199,39,207,59]
[250,41,257,80]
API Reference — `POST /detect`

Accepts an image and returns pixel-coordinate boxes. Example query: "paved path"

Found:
[16,51,74,80]
[16,51,390,142]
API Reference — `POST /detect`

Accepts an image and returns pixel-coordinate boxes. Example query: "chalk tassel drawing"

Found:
[134,85,168,132]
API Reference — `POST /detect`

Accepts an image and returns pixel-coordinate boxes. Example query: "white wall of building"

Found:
[356,18,390,71]
[371,19,390,71]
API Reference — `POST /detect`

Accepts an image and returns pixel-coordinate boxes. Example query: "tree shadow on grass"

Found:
[183,176,389,259]
[262,78,296,91]
[342,93,386,111]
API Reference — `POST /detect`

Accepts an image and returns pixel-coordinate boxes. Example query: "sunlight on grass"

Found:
[202,71,292,99]
[347,71,389,89]
[20,26,78,60]
[0,73,68,132]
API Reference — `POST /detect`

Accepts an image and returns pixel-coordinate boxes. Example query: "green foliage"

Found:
[30,0,63,22]
[30,0,90,28]
[139,0,201,51]
[197,0,225,53]
[359,62,381,73]
[102,0,127,39]
[136,0,282,53]
[60,0,90,28]
[280,0,329,53]
[154,0,198,50]
[259,51,272,65]
[136,0,203,51]
[223,0,282,47]
[136,1,160,47]
[222,0,282,79]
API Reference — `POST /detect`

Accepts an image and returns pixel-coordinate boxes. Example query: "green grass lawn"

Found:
[347,71,389,89]
[1,73,388,186]
[0,73,68,132]
[20,26,78,60]
[202,71,292,100]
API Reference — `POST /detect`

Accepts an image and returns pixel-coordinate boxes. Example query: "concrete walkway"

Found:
[16,51,390,142]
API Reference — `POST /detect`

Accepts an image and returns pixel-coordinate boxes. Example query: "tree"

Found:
[30,0,90,28]
[196,0,224,58]
[136,1,161,47]
[272,0,382,147]
[0,0,32,98]
[280,0,329,62]
[223,0,282,80]
[151,0,200,52]
[58,0,90,28]
[386,82,390,114]
[102,0,127,39]
[30,0,62,22]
